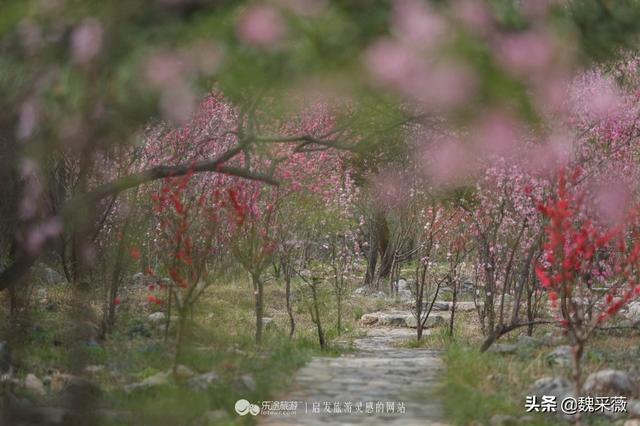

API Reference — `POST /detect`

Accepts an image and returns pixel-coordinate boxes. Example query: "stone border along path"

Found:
[260,324,448,426]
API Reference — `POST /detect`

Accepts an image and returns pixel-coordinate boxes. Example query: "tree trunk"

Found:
[571,340,584,426]
[253,274,264,345]
[173,311,187,377]
[284,271,295,339]
[310,279,325,349]
[364,234,378,285]
[449,280,457,337]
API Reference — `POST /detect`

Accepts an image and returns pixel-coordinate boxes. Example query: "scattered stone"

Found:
[187,371,221,391]
[173,365,195,381]
[404,313,446,329]
[489,344,519,355]
[50,373,75,392]
[397,289,413,301]
[395,279,408,291]
[123,371,169,394]
[353,287,367,296]
[262,317,275,330]
[431,302,450,312]
[625,302,640,324]
[372,291,387,299]
[148,312,166,323]
[546,345,573,367]
[628,399,640,419]
[129,323,151,338]
[83,365,104,375]
[540,332,564,346]
[530,376,574,400]
[25,373,46,396]
[489,414,519,426]
[132,272,146,284]
[360,313,379,326]
[35,264,65,285]
[361,311,448,329]
[516,334,538,348]
[233,374,257,392]
[583,370,634,397]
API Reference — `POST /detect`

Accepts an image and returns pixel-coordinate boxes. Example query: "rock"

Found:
[546,345,573,367]
[123,371,170,394]
[360,313,379,326]
[261,317,275,330]
[233,374,256,392]
[431,302,450,311]
[187,371,220,391]
[583,370,634,397]
[353,287,367,296]
[45,302,58,311]
[50,373,75,392]
[129,323,151,338]
[516,334,538,348]
[540,332,564,346]
[83,365,104,375]
[25,374,46,395]
[530,376,574,402]
[625,302,640,324]
[395,279,408,291]
[397,289,413,301]
[173,365,195,380]
[628,399,640,419]
[132,272,146,284]
[489,414,519,426]
[148,312,166,324]
[405,313,446,329]
[379,312,408,326]
[489,344,519,355]
[34,264,65,285]
[372,291,386,299]
[453,301,478,312]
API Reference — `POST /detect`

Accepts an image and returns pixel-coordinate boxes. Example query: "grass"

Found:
[435,311,640,425]
[0,272,372,425]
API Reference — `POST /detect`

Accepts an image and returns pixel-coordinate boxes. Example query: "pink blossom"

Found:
[494,30,555,76]
[471,110,522,159]
[237,5,286,48]
[422,138,474,186]
[391,0,448,49]
[160,84,196,125]
[71,17,103,64]
[144,51,191,90]
[592,181,631,226]
[452,0,492,35]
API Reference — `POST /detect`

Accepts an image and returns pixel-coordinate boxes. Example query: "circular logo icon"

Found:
[235,399,251,416]
[250,404,261,416]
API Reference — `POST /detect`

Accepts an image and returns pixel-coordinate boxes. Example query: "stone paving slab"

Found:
[260,327,447,426]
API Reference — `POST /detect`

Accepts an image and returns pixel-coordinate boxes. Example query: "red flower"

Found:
[129,246,141,260]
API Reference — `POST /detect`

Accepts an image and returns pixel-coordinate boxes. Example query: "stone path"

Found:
[260,326,447,426]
